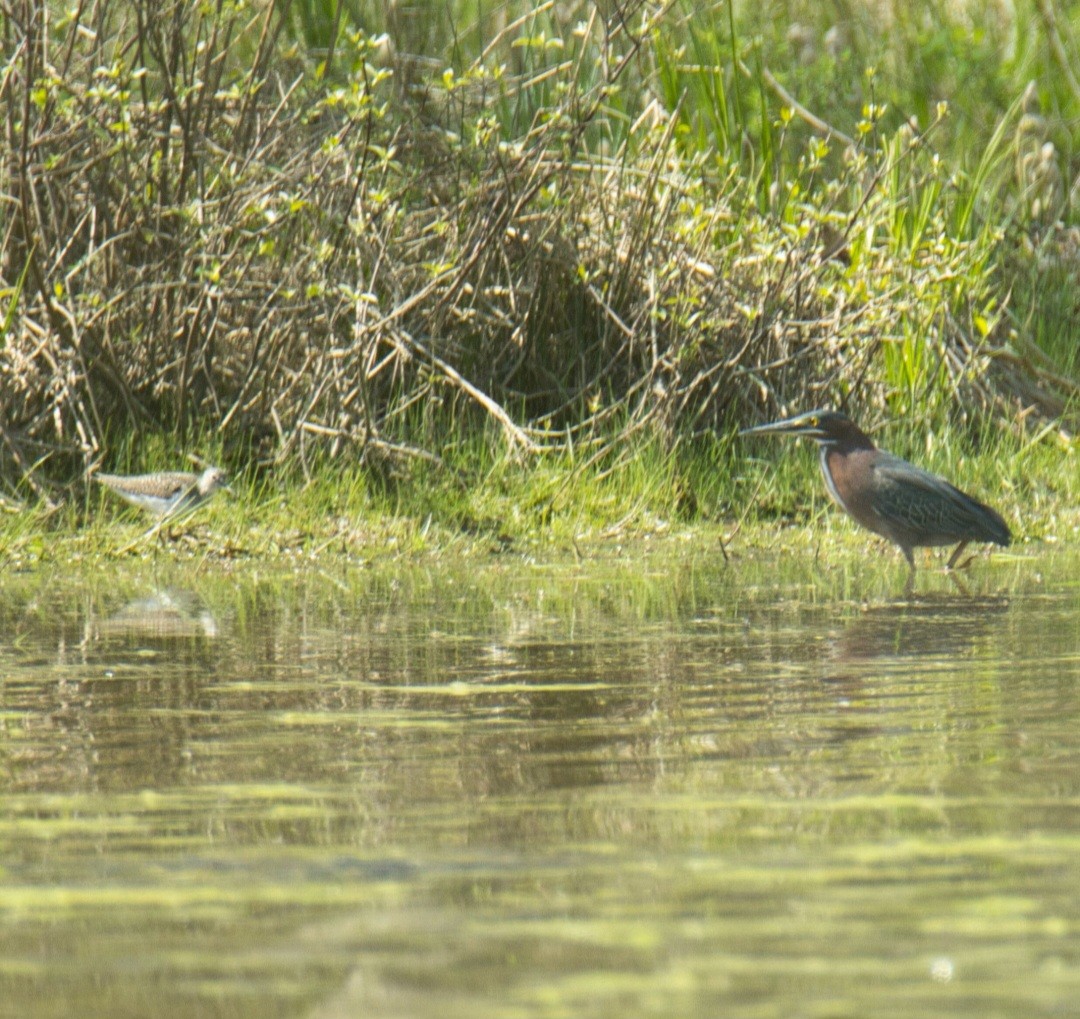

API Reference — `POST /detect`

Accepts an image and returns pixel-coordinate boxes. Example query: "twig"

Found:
[1036,0,1080,106]
[738,58,857,149]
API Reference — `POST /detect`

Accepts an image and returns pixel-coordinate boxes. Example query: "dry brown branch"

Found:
[0,0,1064,500]
[738,58,857,150]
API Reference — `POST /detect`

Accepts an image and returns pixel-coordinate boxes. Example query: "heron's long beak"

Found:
[739,414,816,438]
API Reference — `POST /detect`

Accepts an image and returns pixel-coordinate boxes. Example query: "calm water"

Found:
[0,545,1078,1018]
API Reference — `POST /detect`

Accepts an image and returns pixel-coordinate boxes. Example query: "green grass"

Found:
[1,0,1078,555]
[1,410,1074,569]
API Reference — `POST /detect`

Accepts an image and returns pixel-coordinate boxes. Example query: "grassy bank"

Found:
[1,1,1077,548]
[1,413,1075,569]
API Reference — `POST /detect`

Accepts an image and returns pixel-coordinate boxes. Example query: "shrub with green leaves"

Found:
[0,0,1075,505]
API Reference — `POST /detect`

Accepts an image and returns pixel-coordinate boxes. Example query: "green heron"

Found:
[740,410,1011,570]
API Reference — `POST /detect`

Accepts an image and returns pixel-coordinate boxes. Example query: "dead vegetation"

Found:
[0,0,1074,502]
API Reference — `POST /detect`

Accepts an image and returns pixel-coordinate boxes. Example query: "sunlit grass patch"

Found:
[0,0,1075,550]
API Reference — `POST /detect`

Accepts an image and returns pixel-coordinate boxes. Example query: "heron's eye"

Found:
[809,416,818,427]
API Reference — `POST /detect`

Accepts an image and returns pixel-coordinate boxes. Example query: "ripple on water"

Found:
[0,549,1077,1018]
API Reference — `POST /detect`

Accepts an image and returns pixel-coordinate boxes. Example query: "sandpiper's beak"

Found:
[206,468,233,497]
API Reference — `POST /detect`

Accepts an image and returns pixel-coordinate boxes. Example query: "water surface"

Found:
[0,546,1077,1017]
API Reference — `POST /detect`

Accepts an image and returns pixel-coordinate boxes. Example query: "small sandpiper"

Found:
[95,466,230,521]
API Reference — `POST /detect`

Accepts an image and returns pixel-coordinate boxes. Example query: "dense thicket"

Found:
[2,0,1076,496]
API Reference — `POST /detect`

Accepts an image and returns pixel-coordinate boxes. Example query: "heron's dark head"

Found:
[739,409,875,450]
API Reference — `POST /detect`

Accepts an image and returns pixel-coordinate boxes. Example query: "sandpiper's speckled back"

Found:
[95,466,229,518]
